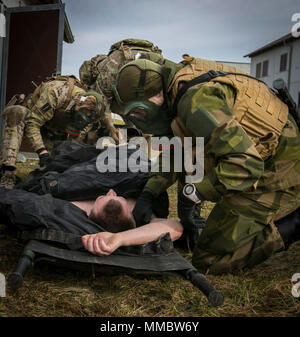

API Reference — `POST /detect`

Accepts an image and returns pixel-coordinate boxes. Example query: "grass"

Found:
[0,161,299,317]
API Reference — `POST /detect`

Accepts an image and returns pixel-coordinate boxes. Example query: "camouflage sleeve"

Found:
[102,106,119,143]
[99,95,114,130]
[25,81,73,152]
[183,82,264,201]
[88,87,119,142]
[144,148,179,197]
[145,82,264,200]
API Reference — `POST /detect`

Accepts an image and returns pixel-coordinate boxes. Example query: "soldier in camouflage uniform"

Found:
[79,39,164,119]
[112,56,300,274]
[0,75,116,189]
[80,39,206,248]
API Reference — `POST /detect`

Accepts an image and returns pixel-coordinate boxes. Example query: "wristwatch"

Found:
[183,184,202,204]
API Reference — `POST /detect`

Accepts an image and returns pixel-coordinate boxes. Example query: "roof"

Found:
[27,0,74,43]
[217,60,250,65]
[244,33,298,58]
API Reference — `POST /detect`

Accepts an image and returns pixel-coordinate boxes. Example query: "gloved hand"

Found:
[174,228,203,252]
[176,191,206,251]
[177,192,197,231]
[38,152,51,170]
[132,190,154,226]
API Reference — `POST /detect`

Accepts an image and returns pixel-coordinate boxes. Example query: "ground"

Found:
[0,161,299,317]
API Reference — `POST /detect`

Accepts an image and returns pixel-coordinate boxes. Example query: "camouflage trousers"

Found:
[0,105,29,168]
[0,105,101,169]
[192,116,300,274]
[0,105,57,168]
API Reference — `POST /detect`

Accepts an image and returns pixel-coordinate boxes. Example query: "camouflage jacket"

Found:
[24,79,99,152]
[92,49,164,103]
[144,80,266,200]
[80,39,164,111]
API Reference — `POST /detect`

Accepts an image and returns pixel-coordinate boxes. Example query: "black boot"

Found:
[275,207,300,249]
[0,166,17,189]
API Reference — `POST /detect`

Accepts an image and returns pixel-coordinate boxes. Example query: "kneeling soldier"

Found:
[0,75,116,189]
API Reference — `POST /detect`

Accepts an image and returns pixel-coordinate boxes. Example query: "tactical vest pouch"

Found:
[109,38,162,56]
[31,75,87,107]
[169,56,289,160]
[6,94,26,107]
[168,55,240,104]
[79,54,108,85]
[90,54,107,75]
[79,60,93,85]
[46,75,86,89]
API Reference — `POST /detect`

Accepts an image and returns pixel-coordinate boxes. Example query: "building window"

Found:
[256,62,261,78]
[262,60,269,77]
[280,53,288,72]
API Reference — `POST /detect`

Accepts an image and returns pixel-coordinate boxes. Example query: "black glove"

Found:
[176,192,206,251]
[132,190,154,226]
[152,190,169,218]
[174,228,203,252]
[38,152,51,170]
[178,192,198,231]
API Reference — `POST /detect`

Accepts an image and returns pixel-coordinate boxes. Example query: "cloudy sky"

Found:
[61,0,299,77]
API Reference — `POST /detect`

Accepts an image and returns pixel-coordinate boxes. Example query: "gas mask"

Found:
[113,86,172,136]
[65,96,98,136]
[124,99,172,136]
[113,59,173,136]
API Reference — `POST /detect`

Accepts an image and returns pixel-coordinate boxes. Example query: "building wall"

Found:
[218,61,251,74]
[0,3,5,86]
[0,0,28,95]
[290,38,300,105]
[249,38,300,104]
[2,0,26,6]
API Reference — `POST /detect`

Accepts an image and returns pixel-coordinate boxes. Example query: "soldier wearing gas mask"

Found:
[0,75,117,189]
[113,58,206,252]
[112,57,300,274]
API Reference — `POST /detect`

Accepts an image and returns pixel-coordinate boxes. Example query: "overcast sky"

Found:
[61,0,300,77]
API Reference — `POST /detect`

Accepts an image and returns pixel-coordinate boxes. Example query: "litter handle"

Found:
[7,250,35,290]
[187,270,224,307]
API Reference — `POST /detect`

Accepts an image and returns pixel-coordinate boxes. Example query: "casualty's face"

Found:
[93,189,131,220]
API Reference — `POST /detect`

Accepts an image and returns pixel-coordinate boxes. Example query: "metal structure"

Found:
[0,3,67,142]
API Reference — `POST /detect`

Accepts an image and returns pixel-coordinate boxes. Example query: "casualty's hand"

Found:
[132,191,154,226]
[82,232,122,256]
[109,125,119,143]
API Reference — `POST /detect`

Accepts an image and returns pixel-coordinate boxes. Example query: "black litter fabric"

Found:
[17,141,169,217]
[25,236,193,273]
[1,141,193,273]
[18,142,150,201]
[0,188,105,235]
[0,187,192,272]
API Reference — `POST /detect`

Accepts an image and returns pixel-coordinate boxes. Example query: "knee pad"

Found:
[2,105,29,127]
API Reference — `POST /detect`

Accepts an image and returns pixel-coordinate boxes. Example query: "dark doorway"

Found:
[6,9,61,102]
[0,4,65,151]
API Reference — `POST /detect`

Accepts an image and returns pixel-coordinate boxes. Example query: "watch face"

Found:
[185,185,194,195]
